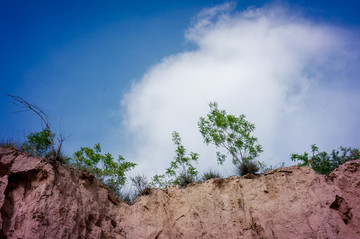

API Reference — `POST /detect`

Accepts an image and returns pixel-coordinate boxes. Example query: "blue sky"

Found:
[1,0,360,177]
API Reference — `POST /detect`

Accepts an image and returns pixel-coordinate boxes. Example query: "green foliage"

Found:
[8,95,64,161]
[20,129,69,163]
[169,131,199,186]
[22,129,54,157]
[173,172,197,188]
[151,174,168,188]
[291,144,360,175]
[237,198,242,205]
[201,169,221,181]
[72,143,136,190]
[151,131,199,188]
[198,101,263,171]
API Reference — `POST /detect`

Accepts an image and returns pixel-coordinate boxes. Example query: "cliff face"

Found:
[0,147,359,239]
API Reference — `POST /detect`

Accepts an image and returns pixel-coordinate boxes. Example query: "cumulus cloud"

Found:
[121,4,360,177]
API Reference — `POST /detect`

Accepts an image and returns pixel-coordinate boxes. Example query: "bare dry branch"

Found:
[8,94,59,160]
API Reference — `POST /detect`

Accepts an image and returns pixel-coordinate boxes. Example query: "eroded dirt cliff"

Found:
[1,147,359,238]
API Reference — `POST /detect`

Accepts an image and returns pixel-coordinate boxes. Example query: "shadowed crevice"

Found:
[330,195,352,224]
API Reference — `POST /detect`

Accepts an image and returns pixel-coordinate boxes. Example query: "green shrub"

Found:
[173,172,197,188]
[1,131,70,163]
[201,169,221,181]
[198,102,263,173]
[151,174,168,188]
[151,131,199,188]
[8,95,64,161]
[72,143,136,191]
[22,129,53,157]
[291,145,360,175]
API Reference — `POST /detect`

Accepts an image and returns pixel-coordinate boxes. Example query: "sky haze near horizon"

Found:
[1,0,360,178]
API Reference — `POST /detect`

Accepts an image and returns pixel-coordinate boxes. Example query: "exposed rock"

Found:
[0,147,359,238]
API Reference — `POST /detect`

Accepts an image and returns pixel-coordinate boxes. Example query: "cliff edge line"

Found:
[1,147,359,238]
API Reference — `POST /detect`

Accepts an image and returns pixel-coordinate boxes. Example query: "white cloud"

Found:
[121,4,360,177]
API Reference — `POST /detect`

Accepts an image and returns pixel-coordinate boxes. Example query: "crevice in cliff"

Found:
[154,229,163,239]
[241,217,266,238]
[0,181,13,239]
[171,214,185,229]
[0,169,47,238]
[330,195,352,224]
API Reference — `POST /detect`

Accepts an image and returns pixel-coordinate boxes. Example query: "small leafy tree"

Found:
[8,95,67,161]
[151,131,199,187]
[151,174,168,188]
[72,143,136,192]
[198,102,263,174]
[22,129,54,157]
[291,144,360,175]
